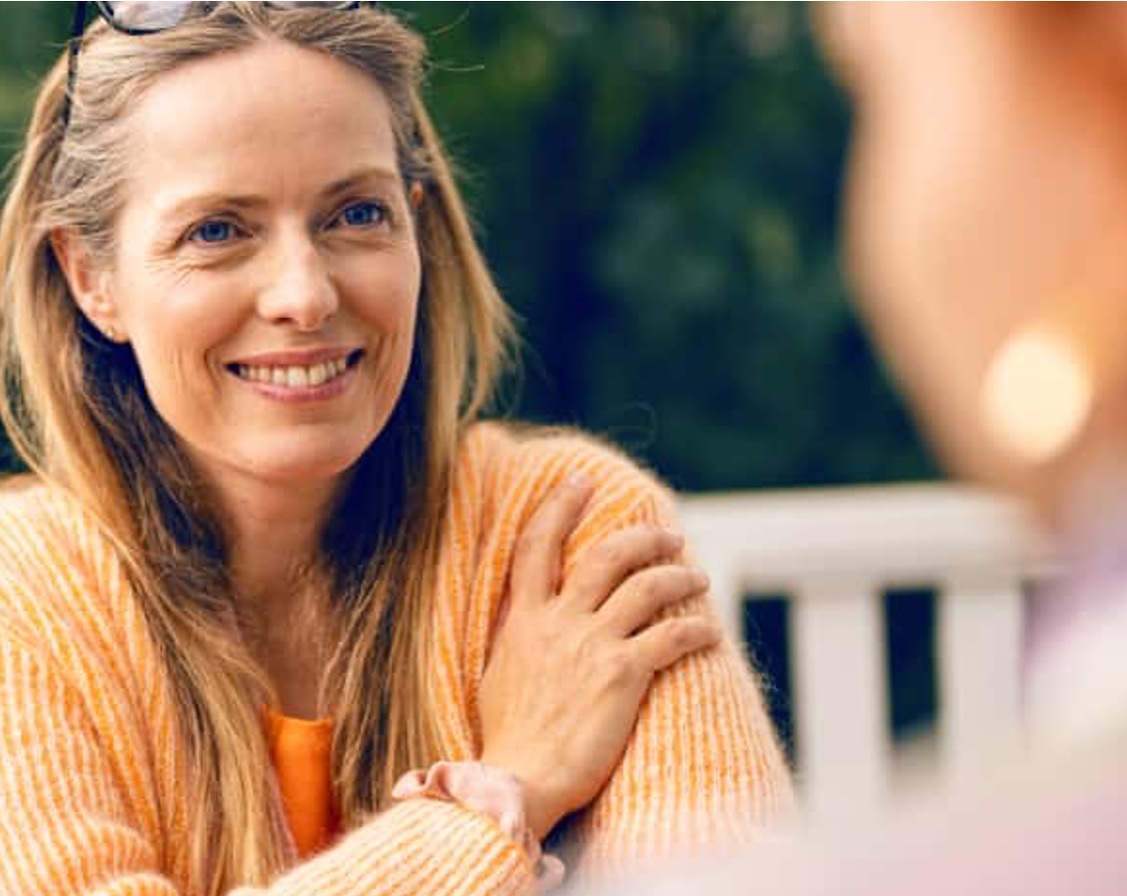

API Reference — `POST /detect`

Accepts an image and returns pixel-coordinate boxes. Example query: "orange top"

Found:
[265,709,339,858]
[0,424,794,895]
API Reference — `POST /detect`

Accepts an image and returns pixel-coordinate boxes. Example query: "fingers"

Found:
[509,475,593,609]
[630,616,722,673]
[599,564,710,637]
[561,524,684,613]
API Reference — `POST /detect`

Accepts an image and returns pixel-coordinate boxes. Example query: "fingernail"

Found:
[666,531,685,550]
[691,568,709,589]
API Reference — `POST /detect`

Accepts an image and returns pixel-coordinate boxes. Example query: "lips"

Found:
[225,347,363,387]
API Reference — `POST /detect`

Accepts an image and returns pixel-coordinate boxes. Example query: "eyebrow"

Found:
[157,165,404,219]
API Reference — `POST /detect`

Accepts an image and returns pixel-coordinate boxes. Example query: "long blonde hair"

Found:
[0,4,513,892]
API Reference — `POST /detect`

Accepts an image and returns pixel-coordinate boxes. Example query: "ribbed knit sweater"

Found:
[0,422,793,896]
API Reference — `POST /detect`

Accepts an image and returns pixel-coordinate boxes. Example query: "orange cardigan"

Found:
[0,423,793,894]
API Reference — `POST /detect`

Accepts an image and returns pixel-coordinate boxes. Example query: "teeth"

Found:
[234,357,352,387]
[287,366,309,388]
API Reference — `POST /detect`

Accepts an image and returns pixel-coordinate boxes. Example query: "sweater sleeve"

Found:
[0,624,539,896]
[558,476,796,886]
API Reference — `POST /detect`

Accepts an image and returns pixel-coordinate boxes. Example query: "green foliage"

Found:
[0,2,938,489]
[0,5,69,144]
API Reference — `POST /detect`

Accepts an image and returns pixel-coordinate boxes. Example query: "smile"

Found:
[233,356,350,387]
[225,349,365,400]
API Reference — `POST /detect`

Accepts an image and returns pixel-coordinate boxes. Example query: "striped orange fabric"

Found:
[264,710,338,858]
[0,423,793,895]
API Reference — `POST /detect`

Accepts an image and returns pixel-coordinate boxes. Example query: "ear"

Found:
[50,228,127,343]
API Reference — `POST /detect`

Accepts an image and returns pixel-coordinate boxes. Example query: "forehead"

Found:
[124,39,399,210]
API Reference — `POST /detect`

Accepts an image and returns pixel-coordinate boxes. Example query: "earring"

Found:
[978,326,1093,464]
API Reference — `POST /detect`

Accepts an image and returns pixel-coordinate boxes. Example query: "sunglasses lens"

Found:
[100,2,363,33]
[102,2,199,31]
[266,2,360,9]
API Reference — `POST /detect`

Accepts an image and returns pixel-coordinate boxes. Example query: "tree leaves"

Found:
[0,2,937,488]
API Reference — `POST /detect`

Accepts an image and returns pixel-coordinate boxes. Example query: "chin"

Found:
[234,431,377,485]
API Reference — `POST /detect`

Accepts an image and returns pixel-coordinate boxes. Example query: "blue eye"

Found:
[336,201,386,229]
[189,219,236,244]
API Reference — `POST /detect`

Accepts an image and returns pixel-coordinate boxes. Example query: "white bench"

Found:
[677,484,1055,824]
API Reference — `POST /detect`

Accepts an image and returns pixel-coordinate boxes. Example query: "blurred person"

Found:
[0,3,794,895]
[833,2,1127,758]
[579,4,1127,894]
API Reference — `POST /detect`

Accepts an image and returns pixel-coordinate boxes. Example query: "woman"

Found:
[0,4,793,896]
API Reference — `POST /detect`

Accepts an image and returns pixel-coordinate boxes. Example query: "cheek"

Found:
[367,277,420,398]
[114,277,235,413]
[343,249,422,341]
[357,256,421,417]
[128,327,220,431]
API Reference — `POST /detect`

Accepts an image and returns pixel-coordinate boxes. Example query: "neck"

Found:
[215,470,346,610]
[209,471,349,720]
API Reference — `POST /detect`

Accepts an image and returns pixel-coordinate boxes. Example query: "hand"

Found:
[479,475,720,841]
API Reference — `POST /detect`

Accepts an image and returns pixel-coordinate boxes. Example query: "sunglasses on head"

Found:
[62,1,378,131]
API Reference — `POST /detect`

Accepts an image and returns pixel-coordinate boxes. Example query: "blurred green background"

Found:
[0,3,943,756]
[0,2,938,492]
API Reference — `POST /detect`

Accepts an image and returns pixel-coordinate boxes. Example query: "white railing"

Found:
[677,484,1057,825]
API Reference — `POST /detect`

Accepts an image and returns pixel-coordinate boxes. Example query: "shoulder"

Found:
[0,475,132,648]
[456,421,679,560]
[0,474,86,589]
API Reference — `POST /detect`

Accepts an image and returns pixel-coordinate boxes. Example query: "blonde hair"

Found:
[0,4,513,893]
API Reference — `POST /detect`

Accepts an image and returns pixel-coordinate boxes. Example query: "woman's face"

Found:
[99,39,421,498]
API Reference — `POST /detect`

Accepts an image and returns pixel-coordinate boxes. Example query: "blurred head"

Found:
[0,4,512,892]
[825,5,1127,528]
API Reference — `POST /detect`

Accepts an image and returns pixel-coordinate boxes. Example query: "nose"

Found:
[256,231,339,331]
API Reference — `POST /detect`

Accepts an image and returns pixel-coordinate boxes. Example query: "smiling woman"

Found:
[0,4,792,896]
[63,41,423,493]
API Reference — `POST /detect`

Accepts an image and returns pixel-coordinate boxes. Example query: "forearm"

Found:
[235,799,539,896]
[0,631,541,896]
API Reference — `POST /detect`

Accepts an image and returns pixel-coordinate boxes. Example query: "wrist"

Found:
[516,775,564,843]
[478,752,567,841]
[392,760,566,888]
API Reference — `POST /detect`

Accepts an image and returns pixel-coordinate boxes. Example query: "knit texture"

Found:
[0,422,793,895]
